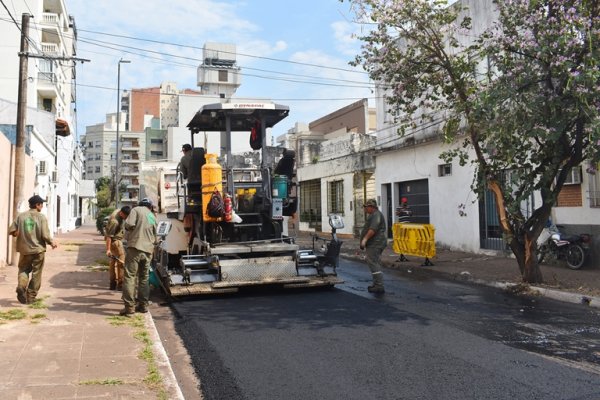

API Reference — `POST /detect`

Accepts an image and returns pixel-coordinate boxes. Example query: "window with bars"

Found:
[328,180,344,215]
[300,179,322,228]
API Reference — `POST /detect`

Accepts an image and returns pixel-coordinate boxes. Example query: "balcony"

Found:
[121,158,140,164]
[121,144,140,152]
[120,196,139,204]
[37,72,59,99]
[120,169,139,176]
[41,42,59,55]
[40,13,65,45]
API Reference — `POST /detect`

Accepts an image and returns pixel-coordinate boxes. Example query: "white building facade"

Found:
[0,0,81,234]
[373,0,600,265]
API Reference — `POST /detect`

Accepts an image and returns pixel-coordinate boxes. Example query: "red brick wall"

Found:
[557,184,582,207]
[130,88,160,132]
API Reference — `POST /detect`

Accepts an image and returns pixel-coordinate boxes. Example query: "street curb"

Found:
[341,253,600,310]
[145,312,185,400]
[476,280,600,309]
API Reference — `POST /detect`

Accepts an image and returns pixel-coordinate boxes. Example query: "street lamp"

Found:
[115,58,130,208]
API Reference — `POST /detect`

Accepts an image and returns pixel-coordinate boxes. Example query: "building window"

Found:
[95,166,101,173]
[87,166,93,173]
[150,138,163,144]
[438,163,452,177]
[218,70,228,82]
[150,151,163,157]
[328,180,344,215]
[95,154,101,160]
[95,140,101,148]
[563,166,582,185]
[88,141,93,148]
[300,179,322,228]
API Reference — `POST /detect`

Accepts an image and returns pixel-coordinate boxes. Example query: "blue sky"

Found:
[67,0,374,142]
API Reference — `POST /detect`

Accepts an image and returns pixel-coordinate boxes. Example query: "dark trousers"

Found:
[122,247,151,309]
[17,252,46,301]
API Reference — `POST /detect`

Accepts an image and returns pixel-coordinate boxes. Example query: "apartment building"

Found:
[0,0,82,236]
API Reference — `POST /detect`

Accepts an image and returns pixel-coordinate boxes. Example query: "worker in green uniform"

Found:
[359,199,387,294]
[8,195,58,304]
[120,198,157,316]
[105,206,131,290]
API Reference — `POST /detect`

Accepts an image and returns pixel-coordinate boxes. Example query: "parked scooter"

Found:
[536,222,591,270]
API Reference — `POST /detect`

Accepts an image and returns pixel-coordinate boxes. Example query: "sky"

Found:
[66,0,374,147]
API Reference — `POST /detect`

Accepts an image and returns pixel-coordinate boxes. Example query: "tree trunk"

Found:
[510,234,543,284]
[488,180,543,284]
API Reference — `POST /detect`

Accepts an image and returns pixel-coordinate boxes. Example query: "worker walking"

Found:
[8,195,58,304]
[360,199,387,294]
[105,206,131,290]
[120,198,157,316]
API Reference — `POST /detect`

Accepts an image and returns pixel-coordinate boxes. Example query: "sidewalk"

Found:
[295,231,600,307]
[0,224,183,400]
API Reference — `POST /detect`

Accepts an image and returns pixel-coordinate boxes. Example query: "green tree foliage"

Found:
[346,0,599,283]
[95,207,115,235]
[95,177,112,208]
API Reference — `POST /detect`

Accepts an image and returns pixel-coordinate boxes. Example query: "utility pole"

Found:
[11,13,30,265]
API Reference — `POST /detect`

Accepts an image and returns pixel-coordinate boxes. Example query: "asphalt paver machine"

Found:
[153,101,343,296]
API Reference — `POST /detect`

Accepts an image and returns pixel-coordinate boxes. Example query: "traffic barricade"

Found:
[392,223,436,266]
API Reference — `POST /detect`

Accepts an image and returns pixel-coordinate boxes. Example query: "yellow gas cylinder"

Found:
[201,153,223,222]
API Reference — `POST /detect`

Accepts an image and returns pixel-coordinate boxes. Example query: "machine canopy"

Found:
[187,102,290,133]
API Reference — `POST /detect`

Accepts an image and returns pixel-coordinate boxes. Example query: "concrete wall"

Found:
[376,140,482,253]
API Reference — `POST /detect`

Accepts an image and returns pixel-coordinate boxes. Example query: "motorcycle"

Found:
[536,222,591,270]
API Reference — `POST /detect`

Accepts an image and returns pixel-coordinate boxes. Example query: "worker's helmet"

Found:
[139,198,153,208]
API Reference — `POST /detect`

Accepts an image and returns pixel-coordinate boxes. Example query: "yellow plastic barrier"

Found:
[392,223,436,266]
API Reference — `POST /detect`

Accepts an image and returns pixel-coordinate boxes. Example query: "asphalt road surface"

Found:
[170,258,600,400]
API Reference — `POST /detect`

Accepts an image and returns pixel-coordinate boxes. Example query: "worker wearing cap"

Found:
[179,143,192,180]
[8,195,58,304]
[105,205,131,290]
[120,198,157,316]
[359,198,387,294]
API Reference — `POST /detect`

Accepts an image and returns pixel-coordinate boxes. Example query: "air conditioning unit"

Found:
[51,170,58,183]
[38,161,47,175]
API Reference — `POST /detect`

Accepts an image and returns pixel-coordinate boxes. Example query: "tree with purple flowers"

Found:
[346,0,599,283]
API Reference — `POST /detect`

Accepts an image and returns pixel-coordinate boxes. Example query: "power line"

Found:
[75,36,374,89]
[0,0,20,32]
[77,27,369,75]
[2,16,375,89]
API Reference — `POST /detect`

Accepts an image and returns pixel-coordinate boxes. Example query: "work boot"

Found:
[16,287,27,304]
[368,285,385,294]
[135,304,148,313]
[109,281,117,290]
[119,306,135,317]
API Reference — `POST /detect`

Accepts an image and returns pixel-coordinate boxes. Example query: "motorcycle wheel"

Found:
[565,244,585,270]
